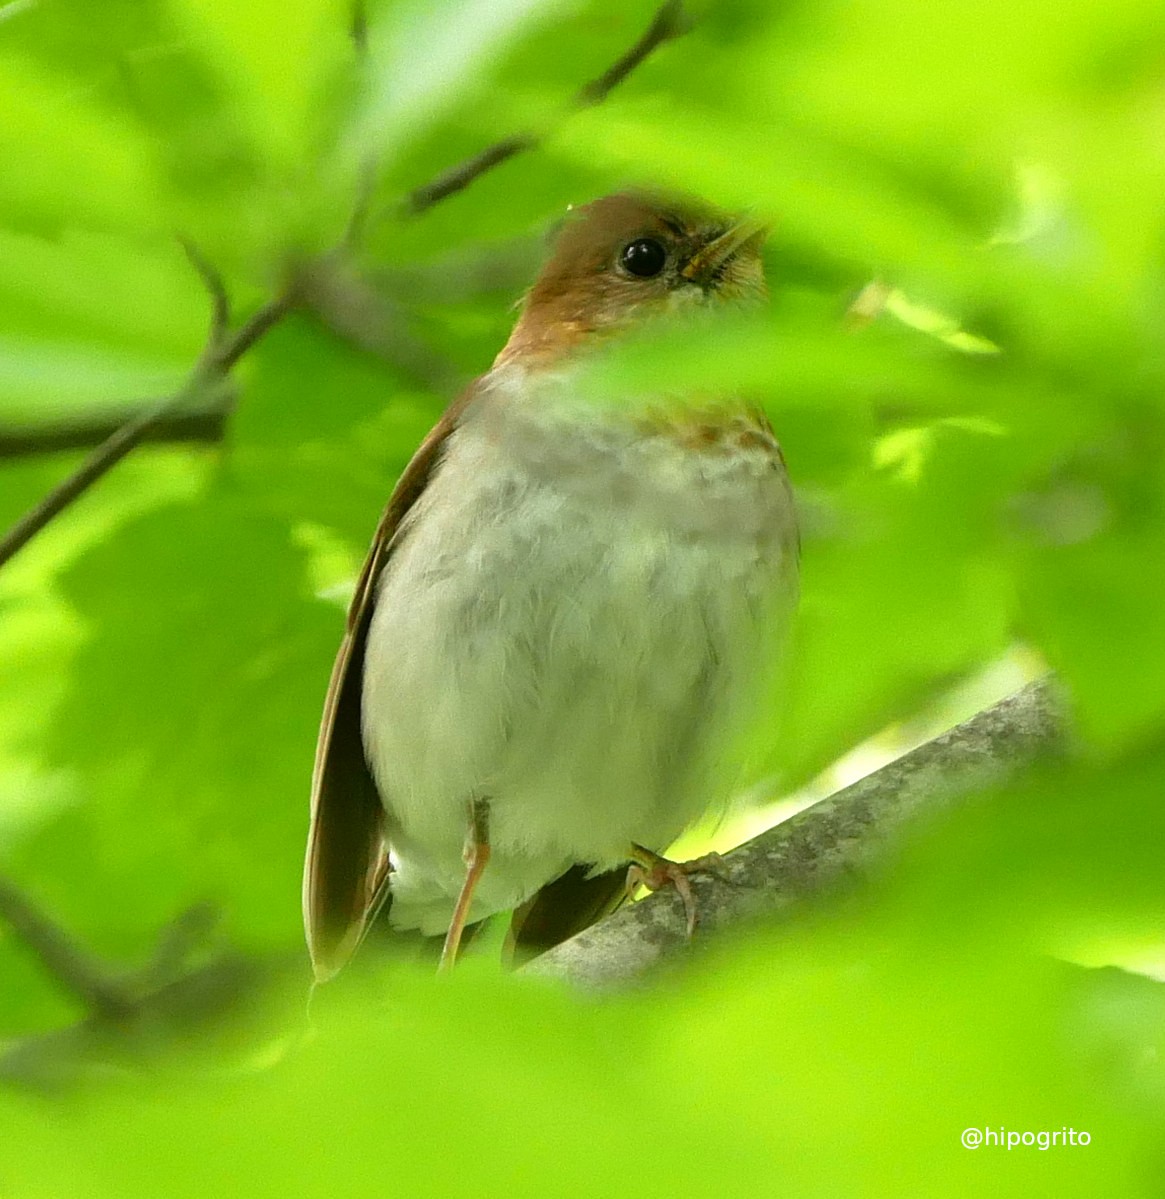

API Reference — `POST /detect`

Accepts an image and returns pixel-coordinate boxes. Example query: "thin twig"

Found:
[0,876,132,1018]
[132,903,220,992]
[574,0,691,107]
[0,398,193,568]
[404,0,691,214]
[350,0,368,53]
[294,257,460,391]
[342,159,382,251]
[0,895,267,1092]
[0,288,292,570]
[344,0,374,245]
[212,290,298,373]
[178,236,231,347]
[405,135,538,216]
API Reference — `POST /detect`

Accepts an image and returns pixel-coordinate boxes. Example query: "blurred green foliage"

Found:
[0,0,1163,1194]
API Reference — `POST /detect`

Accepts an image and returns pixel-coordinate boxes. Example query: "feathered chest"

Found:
[453,368,793,537]
[358,374,798,931]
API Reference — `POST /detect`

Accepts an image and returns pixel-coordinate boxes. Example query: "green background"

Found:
[0,0,1162,1193]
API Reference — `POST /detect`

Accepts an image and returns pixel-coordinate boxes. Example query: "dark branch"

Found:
[0,399,194,568]
[404,0,691,214]
[405,135,538,215]
[0,893,270,1092]
[294,257,461,391]
[574,0,691,107]
[0,876,132,1018]
[0,288,291,571]
[350,0,368,52]
[0,409,229,459]
[178,236,231,346]
[212,290,297,374]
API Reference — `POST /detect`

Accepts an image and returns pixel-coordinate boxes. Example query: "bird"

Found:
[303,190,799,981]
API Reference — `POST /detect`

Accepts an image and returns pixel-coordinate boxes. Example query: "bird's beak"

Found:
[680,217,769,285]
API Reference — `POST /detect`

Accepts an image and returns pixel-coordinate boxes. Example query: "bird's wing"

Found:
[303,395,469,981]
[505,864,630,965]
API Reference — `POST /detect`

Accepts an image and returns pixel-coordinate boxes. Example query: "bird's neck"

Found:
[492,308,596,371]
[476,354,770,461]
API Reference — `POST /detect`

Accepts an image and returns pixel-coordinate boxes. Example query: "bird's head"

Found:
[497,191,768,367]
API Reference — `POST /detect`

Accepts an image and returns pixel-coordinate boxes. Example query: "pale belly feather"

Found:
[362,377,797,934]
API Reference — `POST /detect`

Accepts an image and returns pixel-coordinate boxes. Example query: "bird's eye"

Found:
[619,238,667,278]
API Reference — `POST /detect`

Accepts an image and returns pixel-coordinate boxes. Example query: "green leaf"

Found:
[166,0,351,170]
[351,0,570,170]
[0,50,165,233]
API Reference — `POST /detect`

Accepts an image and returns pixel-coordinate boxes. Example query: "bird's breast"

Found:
[361,366,798,933]
[465,366,793,543]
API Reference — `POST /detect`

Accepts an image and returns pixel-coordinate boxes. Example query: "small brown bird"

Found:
[303,191,799,980]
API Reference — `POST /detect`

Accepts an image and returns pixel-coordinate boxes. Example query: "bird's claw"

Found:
[625,846,728,937]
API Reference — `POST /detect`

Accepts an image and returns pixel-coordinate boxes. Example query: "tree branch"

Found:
[211,290,298,375]
[350,0,368,53]
[0,408,229,459]
[293,256,461,392]
[0,880,278,1093]
[177,236,231,346]
[0,891,268,1092]
[0,284,294,571]
[574,0,692,107]
[525,678,1066,990]
[0,876,132,1018]
[0,396,207,568]
[0,2,691,567]
[403,0,691,214]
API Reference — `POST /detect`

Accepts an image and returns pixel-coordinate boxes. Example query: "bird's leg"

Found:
[626,843,729,938]
[438,799,491,973]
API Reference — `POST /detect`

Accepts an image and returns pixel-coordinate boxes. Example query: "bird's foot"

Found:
[625,844,729,937]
